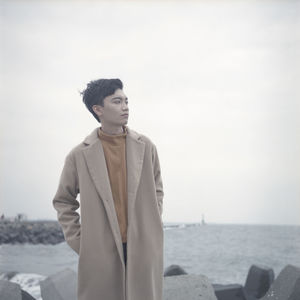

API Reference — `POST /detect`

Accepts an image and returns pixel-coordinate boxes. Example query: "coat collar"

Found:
[82,125,145,268]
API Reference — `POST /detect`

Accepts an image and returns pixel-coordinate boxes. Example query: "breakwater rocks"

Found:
[0,220,64,245]
[165,264,300,300]
[1,264,300,300]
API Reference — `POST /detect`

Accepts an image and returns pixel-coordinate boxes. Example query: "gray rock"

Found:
[0,271,19,280]
[0,279,22,300]
[0,220,64,245]
[163,274,217,300]
[40,268,77,300]
[0,279,36,300]
[21,290,36,300]
[244,264,274,299]
[260,264,300,300]
[164,264,188,277]
[213,284,246,300]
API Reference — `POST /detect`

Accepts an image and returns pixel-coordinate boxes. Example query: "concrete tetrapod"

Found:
[0,279,36,300]
[213,283,246,300]
[260,265,300,300]
[40,268,77,300]
[164,264,188,277]
[163,274,217,300]
[0,280,22,300]
[244,264,274,299]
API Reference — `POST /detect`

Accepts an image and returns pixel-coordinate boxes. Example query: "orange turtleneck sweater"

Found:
[98,125,128,243]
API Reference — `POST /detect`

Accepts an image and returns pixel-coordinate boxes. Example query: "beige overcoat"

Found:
[52,126,164,300]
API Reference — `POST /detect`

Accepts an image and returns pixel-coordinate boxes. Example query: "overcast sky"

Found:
[1,0,299,225]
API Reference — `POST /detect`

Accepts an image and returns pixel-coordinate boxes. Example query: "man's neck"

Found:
[100,124,125,135]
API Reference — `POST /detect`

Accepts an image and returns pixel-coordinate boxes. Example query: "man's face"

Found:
[93,89,129,126]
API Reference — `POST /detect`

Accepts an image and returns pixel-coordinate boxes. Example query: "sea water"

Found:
[1,224,300,299]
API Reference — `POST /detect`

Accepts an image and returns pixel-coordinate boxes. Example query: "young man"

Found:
[52,78,164,300]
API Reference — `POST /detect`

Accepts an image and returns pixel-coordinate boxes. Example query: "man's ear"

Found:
[92,105,103,117]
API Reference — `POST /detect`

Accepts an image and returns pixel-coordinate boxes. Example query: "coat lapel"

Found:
[126,127,146,221]
[82,126,145,264]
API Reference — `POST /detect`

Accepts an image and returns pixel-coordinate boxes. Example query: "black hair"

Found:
[80,78,123,122]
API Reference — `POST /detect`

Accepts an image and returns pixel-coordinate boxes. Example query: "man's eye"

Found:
[114,101,121,104]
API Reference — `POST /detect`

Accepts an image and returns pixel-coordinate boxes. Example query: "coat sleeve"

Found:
[152,144,164,217]
[53,150,81,255]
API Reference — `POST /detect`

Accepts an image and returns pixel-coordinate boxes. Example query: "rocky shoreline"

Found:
[1,264,299,300]
[0,220,64,245]
[0,220,188,245]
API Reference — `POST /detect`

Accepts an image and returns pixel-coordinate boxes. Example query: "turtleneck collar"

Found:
[98,125,128,143]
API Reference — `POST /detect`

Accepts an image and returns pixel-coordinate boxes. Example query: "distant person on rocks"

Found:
[52,78,164,300]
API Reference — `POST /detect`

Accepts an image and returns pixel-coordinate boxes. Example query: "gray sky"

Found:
[1,0,299,225]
